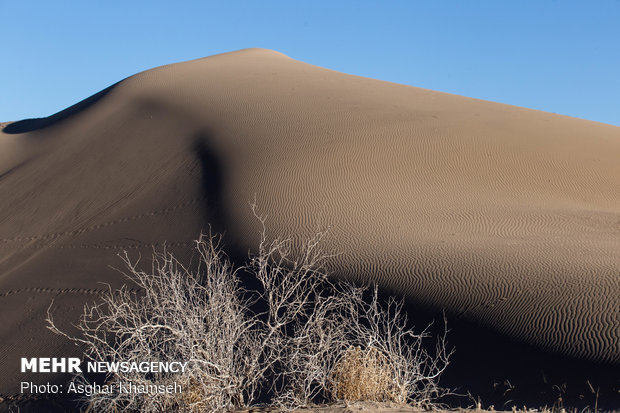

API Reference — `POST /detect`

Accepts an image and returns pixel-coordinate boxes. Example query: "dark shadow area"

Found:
[395,297,620,411]
[2,81,121,134]
[192,131,228,237]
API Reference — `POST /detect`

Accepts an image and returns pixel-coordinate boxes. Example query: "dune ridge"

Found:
[0,48,619,404]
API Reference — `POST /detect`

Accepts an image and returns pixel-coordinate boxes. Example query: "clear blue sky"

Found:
[2,1,619,126]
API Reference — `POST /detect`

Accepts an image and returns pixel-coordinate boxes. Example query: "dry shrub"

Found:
[48,207,451,412]
[48,231,258,413]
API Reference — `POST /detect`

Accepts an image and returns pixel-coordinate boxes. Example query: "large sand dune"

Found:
[1,49,619,406]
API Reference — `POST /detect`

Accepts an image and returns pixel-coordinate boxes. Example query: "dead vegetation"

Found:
[329,346,394,402]
[47,207,452,412]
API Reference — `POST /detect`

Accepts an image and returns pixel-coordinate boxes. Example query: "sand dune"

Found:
[1,49,619,406]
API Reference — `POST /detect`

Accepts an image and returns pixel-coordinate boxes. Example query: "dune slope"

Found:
[1,49,619,403]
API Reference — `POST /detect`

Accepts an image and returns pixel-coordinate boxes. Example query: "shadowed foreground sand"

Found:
[234,405,582,413]
[234,403,476,412]
[0,49,619,409]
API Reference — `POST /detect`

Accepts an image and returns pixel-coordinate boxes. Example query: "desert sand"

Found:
[0,49,618,409]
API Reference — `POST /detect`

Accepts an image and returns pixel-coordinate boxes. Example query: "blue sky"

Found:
[2,1,619,126]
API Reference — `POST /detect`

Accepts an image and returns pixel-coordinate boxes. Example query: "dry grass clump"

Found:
[47,207,451,412]
[329,346,394,402]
